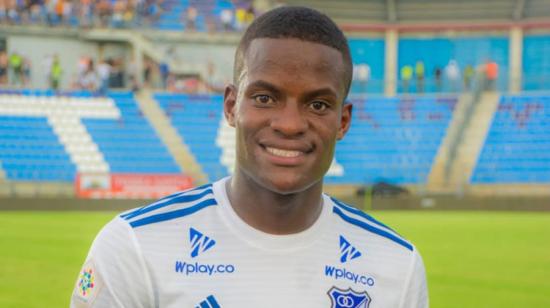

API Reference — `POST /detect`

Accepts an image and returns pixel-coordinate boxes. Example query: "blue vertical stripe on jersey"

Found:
[331,197,397,233]
[196,295,220,308]
[129,198,218,228]
[121,186,213,220]
[207,295,220,308]
[333,206,413,251]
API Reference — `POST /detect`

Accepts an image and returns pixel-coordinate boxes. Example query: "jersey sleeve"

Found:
[398,248,429,308]
[70,217,155,308]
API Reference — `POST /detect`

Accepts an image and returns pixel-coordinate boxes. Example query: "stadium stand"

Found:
[328,95,457,185]
[472,94,550,183]
[154,92,456,185]
[0,90,180,183]
[82,92,181,175]
[0,115,75,182]
[154,93,227,180]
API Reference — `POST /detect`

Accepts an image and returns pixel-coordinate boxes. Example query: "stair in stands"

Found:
[427,93,472,192]
[135,90,208,185]
[447,92,501,190]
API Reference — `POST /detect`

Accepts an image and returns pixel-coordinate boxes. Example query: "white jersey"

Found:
[71,177,428,308]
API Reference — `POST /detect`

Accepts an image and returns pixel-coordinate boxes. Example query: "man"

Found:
[71,6,428,308]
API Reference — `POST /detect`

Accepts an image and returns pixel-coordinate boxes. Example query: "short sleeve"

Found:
[399,248,429,308]
[70,217,155,308]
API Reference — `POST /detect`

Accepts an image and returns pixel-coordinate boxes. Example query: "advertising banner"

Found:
[76,173,194,199]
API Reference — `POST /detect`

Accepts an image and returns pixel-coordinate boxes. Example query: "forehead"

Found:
[242,38,347,94]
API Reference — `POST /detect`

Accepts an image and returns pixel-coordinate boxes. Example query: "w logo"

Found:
[339,235,361,263]
[189,228,216,258]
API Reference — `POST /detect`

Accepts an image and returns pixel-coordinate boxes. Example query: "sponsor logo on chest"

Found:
[174,227,236,277]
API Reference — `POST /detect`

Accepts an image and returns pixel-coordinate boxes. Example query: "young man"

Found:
[71,6,428,308]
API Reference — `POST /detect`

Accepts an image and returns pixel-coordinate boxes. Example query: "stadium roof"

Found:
[285,0,550,25]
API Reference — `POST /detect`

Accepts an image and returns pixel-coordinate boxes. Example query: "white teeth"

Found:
[265,147,302,158]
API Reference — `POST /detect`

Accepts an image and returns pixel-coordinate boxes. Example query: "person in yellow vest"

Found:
[50,55,63,91]
[401,64,413,93]
[9,52,23,86]
[415,60,425,93]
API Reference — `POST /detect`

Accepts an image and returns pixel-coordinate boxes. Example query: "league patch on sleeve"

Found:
[72,260,103,306]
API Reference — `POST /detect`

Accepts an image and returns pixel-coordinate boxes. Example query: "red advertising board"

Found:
[76,173,194,199]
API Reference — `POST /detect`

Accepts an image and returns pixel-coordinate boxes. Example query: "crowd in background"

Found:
[0,48,225,95]
[398,59,499,93]
[1,47,502,96]
[0,50,32,87]
[0,0,166,28]
[0,0,266,31]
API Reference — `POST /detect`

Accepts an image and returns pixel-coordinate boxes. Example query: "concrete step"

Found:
[447,91,501,189]
[134,90,208,185]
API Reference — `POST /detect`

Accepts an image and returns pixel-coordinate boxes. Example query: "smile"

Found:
[265,146,304,158]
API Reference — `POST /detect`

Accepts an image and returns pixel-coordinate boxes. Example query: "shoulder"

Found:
[327,196,415,253]
[119,183,217,229]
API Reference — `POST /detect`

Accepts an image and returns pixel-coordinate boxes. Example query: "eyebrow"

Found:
[303,88,338,102]
[246,80,282,97]
[246,80,338,101]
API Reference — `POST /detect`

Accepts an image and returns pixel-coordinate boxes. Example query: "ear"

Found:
[337,103,353,140]
[223,84,238,127]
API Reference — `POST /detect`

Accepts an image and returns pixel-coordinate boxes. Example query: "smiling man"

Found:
[72,6,428,308]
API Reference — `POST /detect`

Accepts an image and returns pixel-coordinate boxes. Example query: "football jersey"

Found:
[71,177,428,308]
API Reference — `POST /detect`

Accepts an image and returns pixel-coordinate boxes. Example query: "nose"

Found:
[270,101,308,137]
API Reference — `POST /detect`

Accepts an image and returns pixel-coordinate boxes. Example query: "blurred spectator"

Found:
[353,63,370,95]
[434,66,442,92]
[79,0,93,27]
[108,58,125,88]
[96,0,112,27]
[79,59,99,91]
[445,60,460,92]
[463,64,474,90]
[143,58,153,87]
[220,8,233,31]
[46,0,56,25]
[23,57,31,86]
[54,0,64,25]
[415,60,425,93]
[159,61,169,89]
[62,0,73,25]
[245,4,255,27]
[112,0,125,28]
[9,51,23,86]
[97,59,111,95]
[29,0,43,24]
[0,51,8,85]
[184,5,197,31]
[400,64,413,93]
[127,55,139,91]
[484,59,498,91]
[49,54,62,91]
[235,7,246,30]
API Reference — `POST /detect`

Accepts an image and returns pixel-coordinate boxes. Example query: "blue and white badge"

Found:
[328,287,371,308]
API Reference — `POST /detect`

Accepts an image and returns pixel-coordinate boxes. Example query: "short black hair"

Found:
[234,6,353,96]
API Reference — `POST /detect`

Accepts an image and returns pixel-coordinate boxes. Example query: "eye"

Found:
[309,101,329,112]
[253,94,274,105]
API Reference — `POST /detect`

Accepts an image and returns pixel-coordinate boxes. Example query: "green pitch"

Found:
[0,211,549,307]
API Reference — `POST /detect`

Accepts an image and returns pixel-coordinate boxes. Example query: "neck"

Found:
[225,172,324,235]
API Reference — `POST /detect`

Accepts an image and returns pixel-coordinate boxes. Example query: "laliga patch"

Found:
[328,286,371,308]
[73,260,103,306]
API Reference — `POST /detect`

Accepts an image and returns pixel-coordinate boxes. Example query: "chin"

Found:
[258,173,322,195]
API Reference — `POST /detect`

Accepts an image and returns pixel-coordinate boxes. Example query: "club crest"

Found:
[328,287,371,308]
